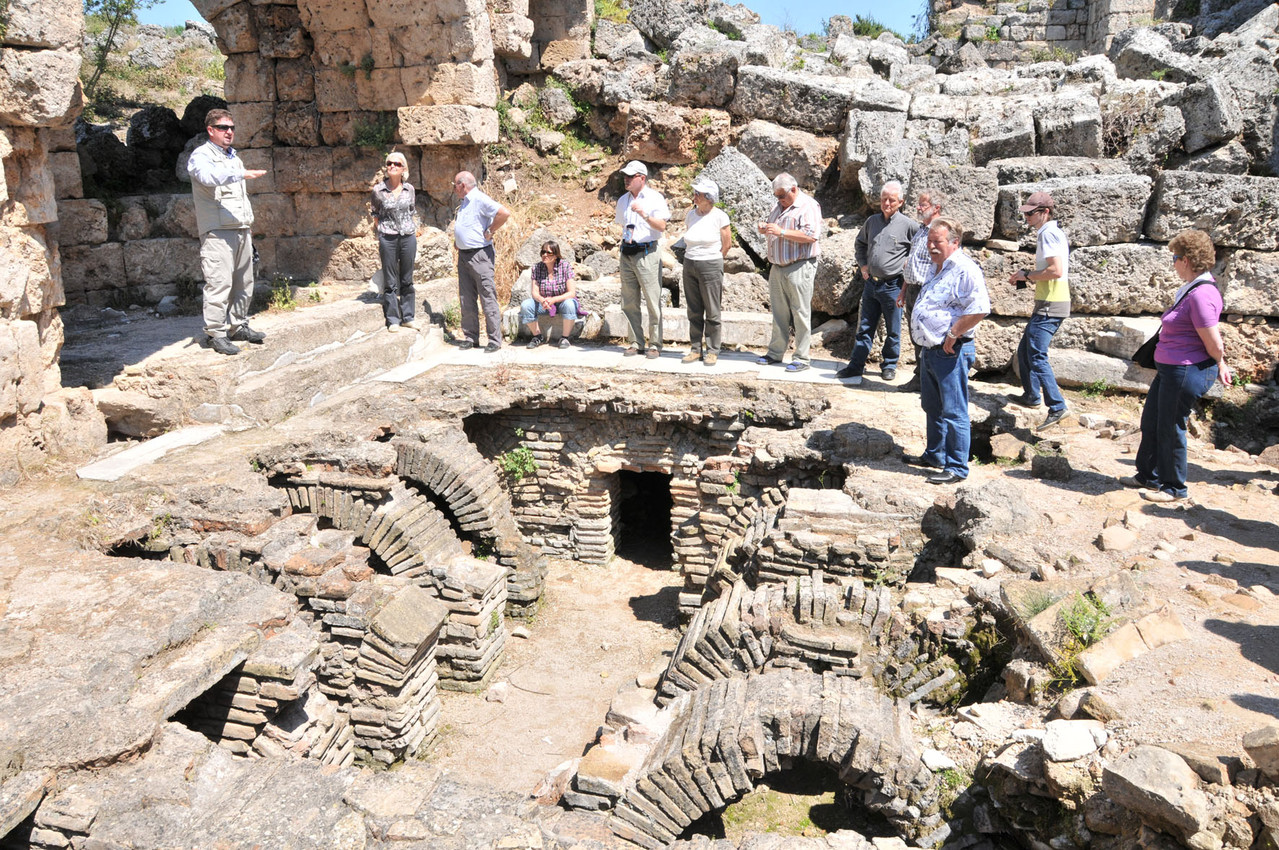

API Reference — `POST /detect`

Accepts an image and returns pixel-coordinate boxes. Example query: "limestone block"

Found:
[0,318,44,417]
[400,61,498,108]
[293,192,372,238]
[847,77,911,114]
[0,48,82,128]
[1048,348,1155,392]
[274,58,315,103]
[37,386,108,461]
[371,18,493,67]
[1176,78,1243,154]
[224,101,275,149]
[416,145,481,203]
[737,120,836,190]
[857,139,924,203]
[1101,746,1209,841]
[240,148,275,194]
[1111,29,1206,84]
[210,2,259,54]
[93,387,186,438]
[995,176,1152,247]
[312,28,372,68]
[1,128,56,226]
[274,147,334,193]
[1043,719,1105,762]
[3,0,83,48]
[315,71,361,114]
[398,106,497,146]
[323,235,381,281]
[54,200,109,246]
[491,12,535,60]
[331,147,385,192]
[1181,140,1251,175]
[1069,244,1182,314]
[1215,46,1279,173]
[1034,92,1101,158]
[540,38,591,71]
[905,118,970,166]
[49,150,83,199]
[0,225,58,315]
[1094,317,1161,358]
[969,97,1037,165]
[813,228,861,316]
[908,159,998,242]
[623,102,730,166]
[354,68,405,112]
[839,111,907,192]
[627,0,705,48]
[243,193,295,238]
[60,243,124,299]
[254,3,309,59]
[1243,727,1279,780]
[598,60,661,106]
[1149,170,1279,251]
[910,93,969,125]
[274,101,321,147]
[123,238,202,287]
[730,66,859,134]
[697,146,773,259]
[1221,250,1279,316]
[297,0,370,33]
[593,20,647,62]
[225,53,277,103]
[667,30,744,108]
[988,155,1132,184]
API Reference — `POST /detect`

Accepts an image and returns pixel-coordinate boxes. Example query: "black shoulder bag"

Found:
[1131,280,1212,369]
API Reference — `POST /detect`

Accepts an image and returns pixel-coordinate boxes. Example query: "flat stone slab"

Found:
[76,425,226,481]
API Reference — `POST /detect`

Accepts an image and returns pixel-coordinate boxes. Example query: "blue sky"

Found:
[139,0,921,41]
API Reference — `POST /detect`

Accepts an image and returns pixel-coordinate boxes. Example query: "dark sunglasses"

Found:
[385,161,402,167]
[540,251,555,256]
[1172,254,1184,261]
[211,124,235,131]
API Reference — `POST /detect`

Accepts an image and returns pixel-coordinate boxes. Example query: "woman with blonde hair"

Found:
[1123,229,1231,503]
[370,150,420,332]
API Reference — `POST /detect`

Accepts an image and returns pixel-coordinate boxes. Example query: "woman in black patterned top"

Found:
[370,151,421,332]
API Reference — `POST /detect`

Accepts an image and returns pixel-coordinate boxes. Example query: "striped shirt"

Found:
[531,259,573,298]
[904,225,932,288]
[765,191,822,266]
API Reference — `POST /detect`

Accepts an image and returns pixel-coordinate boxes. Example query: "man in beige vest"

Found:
[188,108,267,355]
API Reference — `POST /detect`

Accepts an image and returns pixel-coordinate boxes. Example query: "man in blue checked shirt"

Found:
[902,218,991,485]
[895,189,945,393]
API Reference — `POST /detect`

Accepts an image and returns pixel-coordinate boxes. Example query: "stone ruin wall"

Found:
[0,0,107,486]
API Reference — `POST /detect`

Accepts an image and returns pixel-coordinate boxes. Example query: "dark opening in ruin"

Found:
[615,469,674,568]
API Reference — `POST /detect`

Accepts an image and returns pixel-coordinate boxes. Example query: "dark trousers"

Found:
[683,257,724,354]
[457,244,502,346]
[1017,314,1066,412]
[378,231,416,326]
[1135,359,1217,498]
[845,278,903,373]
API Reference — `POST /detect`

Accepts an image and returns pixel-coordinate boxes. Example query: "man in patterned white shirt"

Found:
[902,217,991,485]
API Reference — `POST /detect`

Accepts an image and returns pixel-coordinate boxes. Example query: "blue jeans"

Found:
[844,279,902,373]
[1017,315,1066,412]
[1135,359,1217,498]
[519,297,579,323]
[920,341,976,478]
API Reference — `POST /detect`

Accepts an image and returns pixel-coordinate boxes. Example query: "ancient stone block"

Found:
[297,0,369,32]
[315,71,361,114]
[224,53,277,103]
[839,110,907,192]
[1176,77,1243,154]
[667,29,743,109]
[254,3,310,59]
[224,101,275,149]
[1,127,56,226]
[293,193,371,238]
[0,225,58,315]
[730,66,859,134]
[491,12,535,60]
[123,238,202,287]
[0,48,81,128]
[48,150,83,199]
[54,199,108,246]
[397,106,497,146]
[247,193,297,238]
[995,175,1152,247]
[274,101,321,147]
[274,147,334,193]
[698,146,773,260]
[0,318,44,417]
[1147,171,1279,250]
[60,242,124,298]
[416,145,481,203]
[1069,244,1181,314]
[331,147,386,193]
[969,97,1037,165]
[210,2,259,54]
[1102,746,1209,841]
[987,155,1132,184]
[1034,92,1101,158]
[622,102,730,166]
[908,159,998,242]
[1221,250,1279,317]
[813,228,860,316]
[274,58,316,103]
[737,120,836,190]
[400,61,498,108]
[240,148,275,194]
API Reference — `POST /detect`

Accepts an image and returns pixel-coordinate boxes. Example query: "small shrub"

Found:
[353,112,398,148]
[985,25,1000,41]
[497,445,537,482]
[269,274,297,311]
[359,52,375,79]
[594,0,628,24]
[338,61,357,79]
[442,301,462,329]
[1150,69,1167,81]
[1079,379,1112,398]
[1020,589,1059,619]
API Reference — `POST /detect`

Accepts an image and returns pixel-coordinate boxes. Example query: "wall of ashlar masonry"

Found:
[930,0,1156,57]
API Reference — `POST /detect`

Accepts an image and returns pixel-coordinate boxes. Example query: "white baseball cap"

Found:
[620,160,648,177]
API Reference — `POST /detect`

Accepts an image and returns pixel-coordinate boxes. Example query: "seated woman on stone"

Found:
[521,240,579,349]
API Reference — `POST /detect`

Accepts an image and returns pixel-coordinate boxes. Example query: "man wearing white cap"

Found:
[680,176,731,366]
[615,160,671,358]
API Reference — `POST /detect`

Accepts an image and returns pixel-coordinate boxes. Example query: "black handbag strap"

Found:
[1165,278,1213,316]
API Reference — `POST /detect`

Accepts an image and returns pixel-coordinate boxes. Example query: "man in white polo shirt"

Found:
[614,160,670,359]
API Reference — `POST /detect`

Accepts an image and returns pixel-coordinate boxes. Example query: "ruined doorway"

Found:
[615,470,674,568]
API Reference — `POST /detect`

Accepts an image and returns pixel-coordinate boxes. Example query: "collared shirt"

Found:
[371,180,418,236]
[188,140,245,187]
[856,210,919,279]
[904,225,932,288]
[911,250,991,348]
[531,259,574,298]
[188,140,253,234]
[454,187,501,250]
[1033,219,1071,318]
[615,185,670,244]
[765,190,822,265]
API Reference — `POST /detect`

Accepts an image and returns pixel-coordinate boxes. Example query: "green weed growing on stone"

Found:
[498,430,537,482]
[594,0,628,24]
[269,275,297,311]
[353,112,398,149]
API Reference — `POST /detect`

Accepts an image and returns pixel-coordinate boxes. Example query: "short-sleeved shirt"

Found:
[531,259,574,299]
[615,186,670,244]
[911,250,992,348]
[1155,274,1222,365]
[682,206,730,261]
[1032,219,1071,318]
[765,191,822,265]
[855,211,919,279]
[454,187,501,249]
[371,180,417,236]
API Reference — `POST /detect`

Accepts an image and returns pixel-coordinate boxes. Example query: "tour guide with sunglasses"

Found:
[188,108,268,356]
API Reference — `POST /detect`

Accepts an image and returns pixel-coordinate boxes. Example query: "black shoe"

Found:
[484,341,501,353]
[527,335,545,349]
[927,471,964,485]
[834,365,862,379]
[229,325,266,344]
[1038,408,1069,430]
[755,355,781,365]
[458,339,475,350]
[1007,393,1041,407]
[901,376,921,392]
[902,453,942,469]
[881,367,897,381]
[209,337,240,356]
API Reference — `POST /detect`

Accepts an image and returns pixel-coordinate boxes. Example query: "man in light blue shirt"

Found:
[453,171,511,351]
[903,217,991,485]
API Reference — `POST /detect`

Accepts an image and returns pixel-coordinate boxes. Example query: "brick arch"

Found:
[608,669,940,849]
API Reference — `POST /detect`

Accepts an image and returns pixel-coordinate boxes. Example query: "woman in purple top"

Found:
[520,241,579,349]
[1124,229,1231,503]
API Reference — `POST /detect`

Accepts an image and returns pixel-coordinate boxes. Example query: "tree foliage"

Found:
[83,0,160,97]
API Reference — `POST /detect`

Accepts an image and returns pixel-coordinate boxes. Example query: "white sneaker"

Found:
[401,320,420,330]
[387,324,401,334]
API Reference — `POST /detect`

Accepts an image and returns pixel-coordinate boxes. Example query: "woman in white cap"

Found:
[680,176,731,366]
[370,150,421,332]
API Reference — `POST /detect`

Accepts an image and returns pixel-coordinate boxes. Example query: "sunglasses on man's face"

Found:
[212,124,235,131]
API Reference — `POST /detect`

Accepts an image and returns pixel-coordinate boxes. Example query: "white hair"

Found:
[772,173,798,192]
[881,180,903,199]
